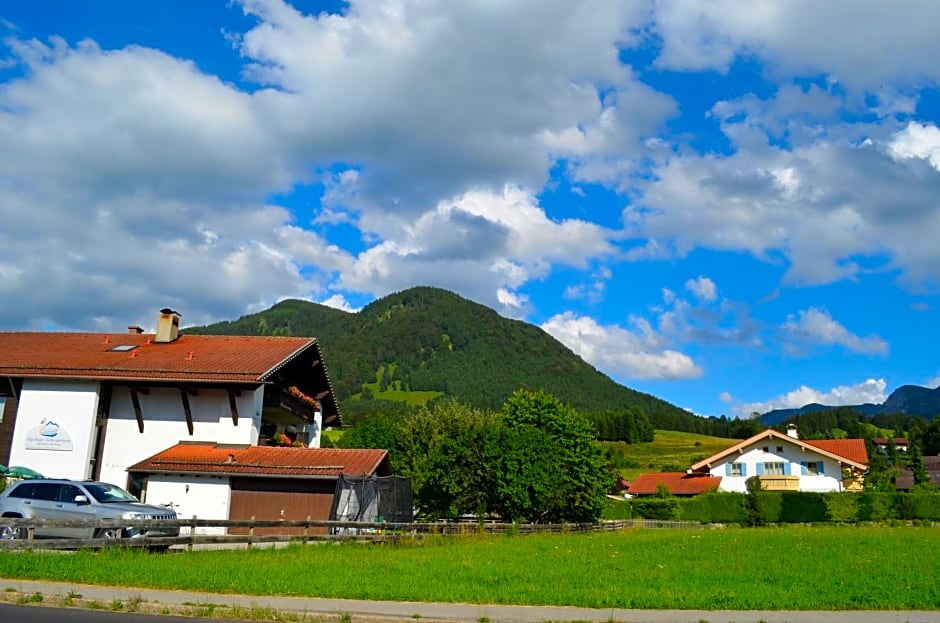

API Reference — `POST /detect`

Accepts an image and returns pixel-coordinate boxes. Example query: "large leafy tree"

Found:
[501,389,611,522]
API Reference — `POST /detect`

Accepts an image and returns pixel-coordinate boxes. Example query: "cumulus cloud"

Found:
[684,275,717,302]
[319,294,358,313]
[540,311,702,381]
[336,185,617,311]
[781,307,888,356]
[736,378,888,417]
[628,92,940,289]
[650,1,940,90]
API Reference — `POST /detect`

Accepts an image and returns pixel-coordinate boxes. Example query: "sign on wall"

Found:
[24,418,74,451]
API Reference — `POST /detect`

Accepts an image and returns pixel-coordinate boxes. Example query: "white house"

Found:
[688,426,868,493]
[0,309,341,495]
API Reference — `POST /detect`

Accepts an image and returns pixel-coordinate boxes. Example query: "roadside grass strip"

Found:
[0,526,938,610]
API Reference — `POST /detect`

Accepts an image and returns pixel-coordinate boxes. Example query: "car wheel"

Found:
[0,522,24,540]
[95,527,125,540]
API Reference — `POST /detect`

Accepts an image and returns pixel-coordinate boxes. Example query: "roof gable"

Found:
[690,428,868,472]
[128,443,390,478]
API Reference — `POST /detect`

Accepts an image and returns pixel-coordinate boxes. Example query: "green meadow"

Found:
[1,525,938,610]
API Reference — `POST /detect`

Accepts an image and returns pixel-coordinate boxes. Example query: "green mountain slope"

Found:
[187,286,689,422]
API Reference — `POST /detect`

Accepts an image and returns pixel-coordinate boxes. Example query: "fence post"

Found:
[303,515,310,545]
[188,516,197,552]
[248,515,254,550]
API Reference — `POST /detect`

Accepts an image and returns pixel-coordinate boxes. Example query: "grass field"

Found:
[1,526,938,610]
[609,430,733,480]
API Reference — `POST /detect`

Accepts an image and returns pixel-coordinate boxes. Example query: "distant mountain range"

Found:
[187,286,696,427]
[761,385,940,425]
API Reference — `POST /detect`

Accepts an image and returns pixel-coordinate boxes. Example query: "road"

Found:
[2,579,940,623]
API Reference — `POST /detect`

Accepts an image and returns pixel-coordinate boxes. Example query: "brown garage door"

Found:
[229,477,336,535]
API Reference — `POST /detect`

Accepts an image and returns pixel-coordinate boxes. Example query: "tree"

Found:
[502,389,611,522]
[922,418,940,456]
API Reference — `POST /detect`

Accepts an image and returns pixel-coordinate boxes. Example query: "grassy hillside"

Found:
[606,430,733,480]
[187,286,693,425]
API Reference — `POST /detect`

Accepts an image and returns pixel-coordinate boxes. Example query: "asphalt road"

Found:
[3,578,940,623]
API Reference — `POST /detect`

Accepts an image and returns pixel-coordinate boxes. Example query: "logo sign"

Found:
[24,418,74,451]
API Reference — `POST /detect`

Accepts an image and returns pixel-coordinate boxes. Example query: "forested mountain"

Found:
[761,385,940,425]
[186,286,692,427]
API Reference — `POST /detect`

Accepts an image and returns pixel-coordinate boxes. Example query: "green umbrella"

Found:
[7,466,43,479]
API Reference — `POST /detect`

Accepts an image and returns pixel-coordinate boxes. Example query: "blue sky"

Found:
[1,1,939,418]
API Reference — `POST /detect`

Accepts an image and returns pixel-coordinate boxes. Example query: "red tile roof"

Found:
[627,472,721,496]
[0,332,316,384]
[128,443,390,478]
[804,439,869,466]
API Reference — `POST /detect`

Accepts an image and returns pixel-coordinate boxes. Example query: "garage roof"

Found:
[128,442,390,478]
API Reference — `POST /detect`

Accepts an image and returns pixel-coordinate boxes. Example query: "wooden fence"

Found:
[0,517,703,551]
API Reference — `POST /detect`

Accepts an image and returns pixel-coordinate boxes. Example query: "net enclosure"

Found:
[329,474,413,531]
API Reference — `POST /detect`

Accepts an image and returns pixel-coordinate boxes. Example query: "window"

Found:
[57,484,84,503]
[776,446,784,452]
[730,462,745,477]
[802,461,823,476]
[762,446,769,452]
[763,462,786,476]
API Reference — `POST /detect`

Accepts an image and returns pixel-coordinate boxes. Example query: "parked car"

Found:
[0,479,179,540]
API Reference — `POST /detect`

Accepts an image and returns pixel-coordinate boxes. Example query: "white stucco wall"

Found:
[8,380,100,479]
[97,386,263,487]
[143,475,231,535]
[710,439,845,493]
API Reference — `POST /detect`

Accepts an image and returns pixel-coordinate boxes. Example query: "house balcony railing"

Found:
[757,475,800,491]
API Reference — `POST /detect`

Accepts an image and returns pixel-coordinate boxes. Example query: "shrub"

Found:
[749,492,782,525]
[856,493,895,522]
[603,499,632,520]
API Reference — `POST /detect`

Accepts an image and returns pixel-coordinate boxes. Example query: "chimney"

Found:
[786,423,799,439]
[155,308,181,343]
[127,325,144,334]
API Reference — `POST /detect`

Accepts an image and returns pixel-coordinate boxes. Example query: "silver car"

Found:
[0,479,179,540]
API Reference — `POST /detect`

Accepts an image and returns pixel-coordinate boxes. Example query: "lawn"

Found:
[608,430,733,480]
[1,526,939,610]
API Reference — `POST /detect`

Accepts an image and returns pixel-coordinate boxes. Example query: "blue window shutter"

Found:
[757,463,764,476]
[725,463,731,476]
[742,463,747,477]
[818,462,825,475]
[784,462,791,476]
[801,461,807,475]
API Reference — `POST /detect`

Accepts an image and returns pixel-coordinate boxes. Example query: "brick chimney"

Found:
[155,308,181,343]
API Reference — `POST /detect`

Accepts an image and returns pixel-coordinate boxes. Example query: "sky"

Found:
[1,1,939,418]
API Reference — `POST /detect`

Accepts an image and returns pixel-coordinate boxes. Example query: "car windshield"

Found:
[83,482,139,503]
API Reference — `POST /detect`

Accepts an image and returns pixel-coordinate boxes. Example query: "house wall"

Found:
[7,380,100,479]
[708,440,847,493]
[97,386,264,487]
[143,474,231,535]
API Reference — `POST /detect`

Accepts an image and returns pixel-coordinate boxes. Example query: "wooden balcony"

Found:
[758,475,799,491]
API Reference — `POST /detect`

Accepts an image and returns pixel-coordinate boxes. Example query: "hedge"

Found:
[646,491,940,524]
[678,493,748,524]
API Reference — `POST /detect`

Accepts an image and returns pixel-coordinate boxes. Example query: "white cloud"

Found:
[719,391,733,403]
[889,122,940,171]
[319,294,358,313]
[540,311,702,381]
[336,185,617,311]
[781,307,888,356]
[650,1,940,91]
[736,378,888,417]
[926,374,940,390]
[629,94,940,289]
[684,276,717,302]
